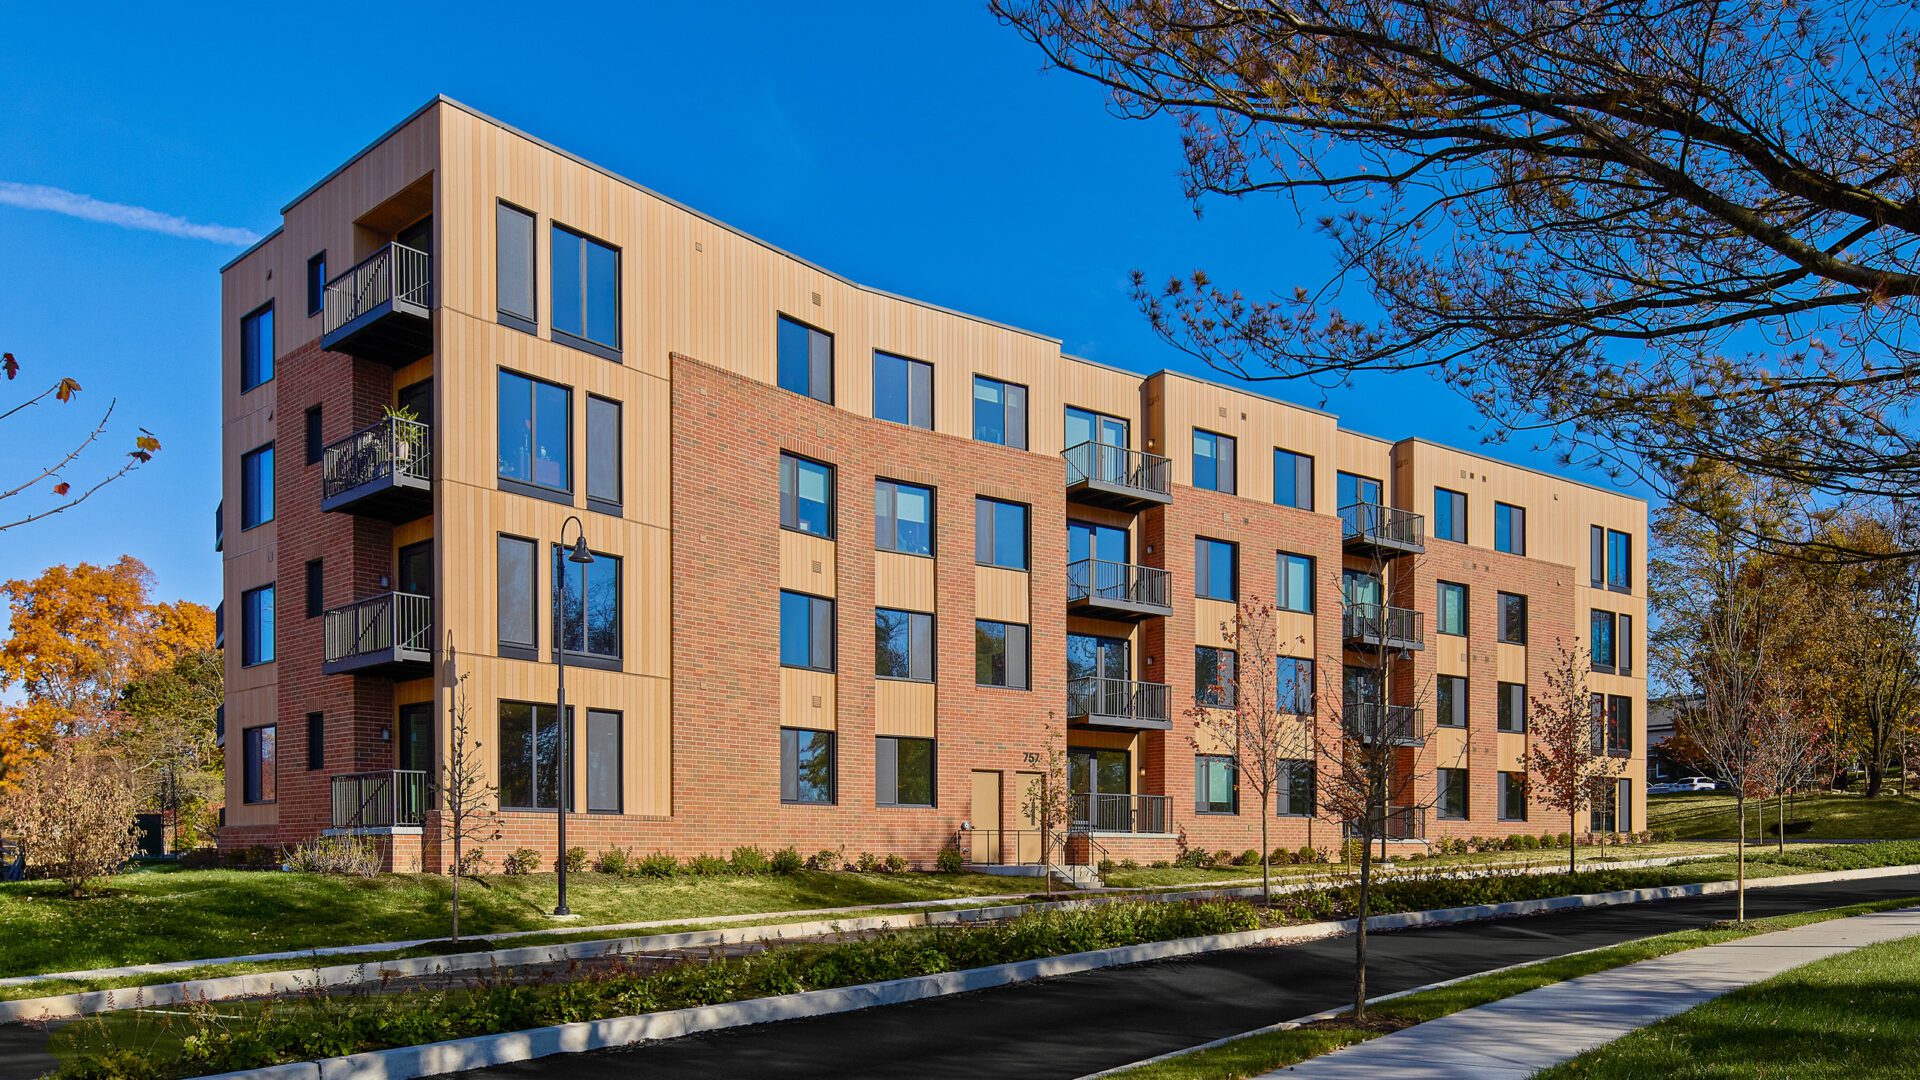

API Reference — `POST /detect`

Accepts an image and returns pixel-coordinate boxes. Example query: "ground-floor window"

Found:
[1195,754,1237,814]
[500,701,569,811]
[876,736,935,807]
[1276,758,1315,816]
[1498,770,1528,821]
[1592,777,1632,832]
[243,724,276,804]
[1437,767,1469,819]
[781,727,835,804]
[586,709,622,813]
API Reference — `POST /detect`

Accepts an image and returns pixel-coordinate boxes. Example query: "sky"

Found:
[0,1,1653,617]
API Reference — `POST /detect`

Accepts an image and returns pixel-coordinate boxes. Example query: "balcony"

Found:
[1343,602,1426,651]
[1067,559,1173,620]
[321,242,432,365]
[1340,503,1426,555]
[320,416,432,521]
[1068,676,1172,731]
[1345,804,1426,841]
[323,592,432,678]
[1063,441,1172,510]
[1344,702,1426,747]
[330,770,429,830]
[1071,792,1172,835]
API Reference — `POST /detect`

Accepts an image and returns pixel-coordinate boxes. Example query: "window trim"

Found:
[1497,591,1528,645]
[974,618,1031,690]
[1192,428,1238,494]
[1276,758,1316,816]
[550,544,623,669]
[1276,551,1314,614]
[242,724,277,804]
[876,735,937,809]
[304,405,324,466]
[1194,753,1239,815]
[240,443,274,531]
[1437,580,1469,637]
[1195,536,1239,602]
[1437,766,1470,820]
[1494,501,1526,555]
[496,533,540,661]
[780,590,837,673]
[547,221,622,360]
[970,374,1029,449]
[874,607,936,683]
[585,708,623,815]
[496,367,574,499]
[306,252,327,317]
[240,301,274,393]
[304,559,323,620]
[875,478,935,558]
[1498,770,1529,822]
[1591,610,1619,673]
[495,200,538,335]
[1277,655,1316,715]
[585,394,623,516]
[974,497,1030,571]
[305,713,324,771]
[779,451,837,539]
[498,700,574,812]
[1272,447,1314,510]
[1497,681,1528,734]
[1434,487,1468,544]
[776,312,835,404]
[1195,645,1238,708]
[873,350,935,430]
[241,584,275,667]
[1436,673,1469,728]
[780,726,837,805]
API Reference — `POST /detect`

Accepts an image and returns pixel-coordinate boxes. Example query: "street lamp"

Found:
[554,516,594,917]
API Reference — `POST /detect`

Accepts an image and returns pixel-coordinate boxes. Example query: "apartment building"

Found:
[217,97,1646,871]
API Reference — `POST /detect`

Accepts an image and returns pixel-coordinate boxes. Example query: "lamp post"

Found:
[554,516,595,917]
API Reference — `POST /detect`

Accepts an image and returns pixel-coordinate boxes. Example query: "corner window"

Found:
[1499,771,1528,821]
[1277,759,1315,816]
[242,725,276,804]
[975,620,1029,689]
[1497,592,1528,645]
[780,591,836,672]
[1195,646,1238,708]
[496,202,536,332]
[1277,552,1314,613]
[240,444,274,529]
[1436,674,1468,727]
[241,584,275,666]
[876,736,935,807]
[975,497,1029,570]
[779,453,835,538]
[241,302,273,392]
[1494,502,1526,555]
[1193,429,1237,494]
[497,369,572,496]
[876,479,933,556]
[550,223,620,358]
[1437,767,1469,820]
[553,546,621,663]
[1195,754,1237,814]
[496,535,537,658]
[875,352,933,430]
[585,395,622,514]
[1498,682,1528,733]
[1434,487,1467,543]
[875,608,934,682]
[306,252,327,317]
[778,315,834,403]
[1277,656,1315,714]
[972,376,1028,449]
[1437,581,1468,636]
[499,701,569,811]
[1273,449,1313,510]
[781,727,835,804]
[586,709,622,814]
[1196,537,1238,601]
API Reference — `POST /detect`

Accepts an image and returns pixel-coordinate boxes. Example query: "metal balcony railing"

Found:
[323,243,431,338]
[1344,805,1426,841]
[323,592,432,670]
[331,770,430,829]
[1063,441,1172,505]
[1344,702,1425,746]
[1067,559,1172,613]
[1340,502,1426,552]
[322,416,431,501]
[1342,601,1425,649]
[1067,676,1173,729]
[1071,792,1172,835]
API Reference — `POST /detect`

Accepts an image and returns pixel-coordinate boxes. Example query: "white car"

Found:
[1650,776,1720,794]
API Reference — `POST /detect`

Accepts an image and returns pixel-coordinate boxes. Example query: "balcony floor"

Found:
[1068,711,1174,732]
[1066,477,1173,511]
[321,300,431,366]
[323,646,432,679]
[1068,594,1174,621]
[321,473,431,522]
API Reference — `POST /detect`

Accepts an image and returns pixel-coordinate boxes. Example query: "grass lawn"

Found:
[1100,840,1734,889]
[1649,790,1920,841]
[1110,896,1920,1080]
[1534,931,1920,1078]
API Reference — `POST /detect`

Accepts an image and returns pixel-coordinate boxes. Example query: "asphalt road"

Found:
[452,873,1920,1080]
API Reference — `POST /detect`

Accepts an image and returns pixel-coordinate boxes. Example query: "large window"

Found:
[1494,502,1526,555]
[1434,487,1467,543]
[975,497,1029,570]
[781,728,835,804]
[780,591,835,672]
[875,608,934,681]
[586,709,622,814]
[241,444,274,529]
[875,480,933,556]
[1195,646,1238,708]
[242,725,276,804]
[1193,430,1237,494]
[586,396,622,513]
[1277,552,1314,613]
[777,315,834,403]
[1604,694,1633,754]
[497,535,537,658]
[1499,771,1528,821]
[1195,754,1238,814]
[1277,759,1315,816]
[496,202,536,332]
[306,252,327,317]
[550,224,620,357]
[1591,610,1618,672]
[779,453,835,538]
[1437,581,1468,636]
[553,546,621,663]
[497,370,571,495]
[874,352,933,429]
[876,736,935,807]
[1497,592,1528,645]
[975,620,1030,689]
[499,701,568,811]
[240,302,273,392]
[1277,656,1315,714]
[241,585,274,667]
[1196,537,1238,601]
[1436,674,1468,727]
[971,375,1028,449]
[1593,526,1634,591]
[1437,767,1469,819]
[1273,449,1313,510]
[1498,681,1527,733]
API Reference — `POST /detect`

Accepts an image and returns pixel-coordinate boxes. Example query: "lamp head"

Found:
[567,536,595,564]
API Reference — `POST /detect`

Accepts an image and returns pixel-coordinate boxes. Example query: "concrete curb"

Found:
[181,860,1920,1080]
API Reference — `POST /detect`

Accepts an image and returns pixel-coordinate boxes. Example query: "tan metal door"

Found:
[1015,770,1044,863]
[970,770,1001,864]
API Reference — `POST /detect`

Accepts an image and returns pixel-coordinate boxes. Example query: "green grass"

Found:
[1535,930,1920,1078]
[1099,841,1734,888]
[1650,790,1920,841]
[1111,896,1920,1080]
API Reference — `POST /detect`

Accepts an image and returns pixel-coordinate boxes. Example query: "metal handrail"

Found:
[322,416,431,500]
[1063,440,1171,497]
[1344,702,1423,745]
[1342,601,1424,645]
[1339,502,1425,548]
[954,828,1045,867]
[323,242,431,335]
[324,591,432,665]
[1071,792,1171,834]
[1068,676,1172,725]
[1067,558,1171,608]
[330,770,430,829]
[1344,805,1425,840]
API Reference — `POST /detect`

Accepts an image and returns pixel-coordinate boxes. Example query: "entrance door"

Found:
[1342,569,1383,608]
[1068,633,1130,682]
[397,541,433,597]
[1014,770,1045,863]
[397,702,433,773]
[1064,406,1129,451]
[1068,521,1128,564]
[970,770,1001,864]
[1338,471,1383,535]
[396,377,433,429]
[396,215,433,258]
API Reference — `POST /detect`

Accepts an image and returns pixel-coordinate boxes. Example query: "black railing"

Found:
[956,828,1045,866]
[1340,502,1426,550]
[331,770,429,829]
[1068,676,1173,727]
[1071,792,1171,834]
[323,242,431,336]
[1342,602,1425,647]
[1344,702,1424,746]
[324,592,431,667]
[1345,805,1426,841]
[1063,441,1172,499]
[322,416,431,501]
[1067,559,1172,610]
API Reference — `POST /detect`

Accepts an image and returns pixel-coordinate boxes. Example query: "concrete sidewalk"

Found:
[1261,906,1920,1078]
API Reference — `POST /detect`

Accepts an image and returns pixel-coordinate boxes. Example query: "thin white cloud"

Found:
[0,181,260,245]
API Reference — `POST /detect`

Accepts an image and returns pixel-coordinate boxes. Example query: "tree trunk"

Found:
[451,832,462,942]
[1867,755,1885,798]
[1735,791,1747,923]
[1569,809,1577,877]
[1354,823,1372,1019]
[1260,793,1272,905]
[1777,792,1786,854]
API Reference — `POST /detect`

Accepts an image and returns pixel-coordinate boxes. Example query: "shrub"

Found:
[687,854,730,876]
[934,847,965,874]
[177,847,221,870]
[456,847,491,877]
[1236,849,1262,867]
[883,853,908,873]
[772,846,805,874]
[1556,832,1573,849]
[282,836,382,877]
[1268,848,1293,866]
[559,847,589,874]
[1173,848,1213,869]
[1297,844,1323,865]
[0,742,142,896]
[1120,858,1139,870]
[502,848,541,876]
[806,848,843,872]
[1149,859,1171,869]
[729,846,770,874]
[595,847,632,876]
[635,852,678,878]
[1213,849,1234,867]
[1097,858,1117,877]
[855,851,881,873]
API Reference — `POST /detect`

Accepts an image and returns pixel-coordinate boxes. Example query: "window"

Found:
[242,725,276,803]
[780,591,835,672]
[1498,682,1527,733]
[1437,581,1468,636]
[306,252,327,317]
[586,396,622,513]
[499,701,569,810]
[496,202,536,332]
[1195,646,1238,708]
[305,713,324,771]
[241,585,274,666]
[778,453,835,538]
[1277,552,1314,613]
[781,728,835,804]
[1497,592,1528,645]
[1605,695,1633,754]
[875,609,934,682]
[304,405,323,465]
[1277,656,1315,714]
[240,444,274,529]
[497,369,571,495]
[1277,759,1316,816]
[1437,767,1469,819]
[304,560,324,619]
[550,224,620,357]
[1607,530,1633,591]
[1195,755,1237,814]
[1436,674,1468,727]
[553,546,621,663]
[975,497,1029,570]
[1494,502,1526,555]
[241,302,273,391]
[1193,430,1237,494]
[497,535,537,658]
[877,736,935,807]
[875,480,933,556]
[1590,525,1605,587]
[586,710,622,814]
[777,315,834,403]
[975,620,1030,689]
[1499,771,1528,821]
[874,352,933,429]
[971,375,1028,449]
[1592,778,1632,832]
[1591,610,1617,672]
[1618,613,1634,675]
[1434,487,1467,543]
[1196,537,1238,601]
[1273,449,1313,510]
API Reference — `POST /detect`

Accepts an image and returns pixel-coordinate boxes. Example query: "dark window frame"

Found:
[875,478,935,557]
[970,374,1029,449]
[874,351,934,430]
[1437,766,1470,820]
[241,301,274,392]
[1436,673,1469,728]
[1277,551,1314,613]
[974,619,1030,690]
[780,590,837,673]
[551,545,623,669]
[777,313,835,404]
[305,713,324,771]
[1195,536,1239,601]
[874,607,935,683]
[1499,770,1529,821]
[240,443,274,530]
[497,700,574,812]
[497,367,574,500]
[304,559,323,619]
[780,727,837,805]
[1497,681,1528,733]
[496,200,538,334]
[1276,758,1316,816]
[1494,501,1526,555]
[779,452,836,539]
[586,708,623,814]
[496,533,539,661]
[306,252,327,317]
[585,394,623,516]
[974,497,1030,570]
[304,405,324,466]
[1437,580,1469,636]
[1194,753,1239,815]
[1497,592,1528,645]
[1434,487,1468,543]
[241,584,274,667]
[1277,655,1316,715]
[1273,447,1314,510]
[1591,610,1618,673]
[548,221,622,360]
[242,724,276,804]
[1195,645,1238,708]
[876,735,937,808]
[1192,428,1238,494]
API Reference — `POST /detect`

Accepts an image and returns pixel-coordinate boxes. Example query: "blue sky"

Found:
[0,1,1647,613]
